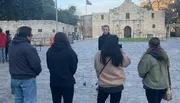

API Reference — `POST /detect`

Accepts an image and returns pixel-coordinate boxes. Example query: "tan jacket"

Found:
[94,51,131,87]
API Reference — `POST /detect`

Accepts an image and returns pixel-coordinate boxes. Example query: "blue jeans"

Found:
[11,78,37,103]
[0,48,6,62]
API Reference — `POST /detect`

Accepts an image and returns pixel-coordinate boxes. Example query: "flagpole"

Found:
[55,0,58,32]
[86,0,87,15]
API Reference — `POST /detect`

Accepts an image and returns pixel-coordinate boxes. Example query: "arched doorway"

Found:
[124,26,131,38]
[170,27,180,37]
[170,28,176,37]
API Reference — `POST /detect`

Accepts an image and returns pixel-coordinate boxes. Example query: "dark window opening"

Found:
[126,13,130,19]
[152,24,156,28]
[152,13,154,19]
[101,15,104,20]
[38,29,42,32]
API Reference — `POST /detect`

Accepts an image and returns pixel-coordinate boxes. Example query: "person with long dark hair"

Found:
[46,32,78,103]
[138,37,170,103]
[94,35,131,103]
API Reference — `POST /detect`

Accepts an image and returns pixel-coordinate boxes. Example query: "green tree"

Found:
[58,9,69,23]
[0,0,79,25]
[0,0,53,20]
[67,6,79,25]
[58,6,79,25]
[68,5,77,14]
[42,0,56,20]
[18,0,44,20]
[168,0,180,23]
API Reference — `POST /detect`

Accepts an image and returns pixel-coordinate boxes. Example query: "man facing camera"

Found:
[98,25,122,50]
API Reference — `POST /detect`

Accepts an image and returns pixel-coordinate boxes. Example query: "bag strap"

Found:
[97,58,111,78]
[167,66,172,88]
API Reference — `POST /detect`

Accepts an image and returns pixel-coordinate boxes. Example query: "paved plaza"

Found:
[0,38,180,103]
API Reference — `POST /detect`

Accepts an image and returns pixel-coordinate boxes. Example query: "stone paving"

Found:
[0,38,180,103]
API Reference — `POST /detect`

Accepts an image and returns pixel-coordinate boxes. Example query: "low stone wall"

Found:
[0,20,75,38]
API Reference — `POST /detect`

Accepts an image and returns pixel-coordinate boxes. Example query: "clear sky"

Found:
[58,0,142,15]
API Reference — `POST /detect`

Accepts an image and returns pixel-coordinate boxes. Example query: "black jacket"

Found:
[9,36,42,79]
[6,35,11,47]
[98,34,122,50]
[46,43,78,86]
[98,34,110,50]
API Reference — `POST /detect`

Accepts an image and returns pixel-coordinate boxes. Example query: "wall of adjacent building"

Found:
[80,15,92,38]
[0,20,75,38]
[143,10,166,38]
[92,12,109,38]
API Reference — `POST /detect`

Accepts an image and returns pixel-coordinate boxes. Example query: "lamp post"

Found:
[55,0,58,32]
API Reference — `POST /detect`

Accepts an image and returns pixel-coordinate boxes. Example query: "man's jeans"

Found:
[11,78,37,103]
[0,48,6,62]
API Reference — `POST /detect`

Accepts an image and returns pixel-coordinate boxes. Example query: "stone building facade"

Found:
[0,20,75,38]
[81,0,166,38]
[0,20,79,45]
[80,15,92,38]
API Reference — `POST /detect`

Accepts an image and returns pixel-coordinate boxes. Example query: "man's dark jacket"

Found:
[9,36,42,79]
[98,33,110,50]
[98,33,122,50]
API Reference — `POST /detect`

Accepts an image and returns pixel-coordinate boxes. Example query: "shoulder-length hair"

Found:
[146,37,168,62]
[54,32,71,47]
[100,35,123,67]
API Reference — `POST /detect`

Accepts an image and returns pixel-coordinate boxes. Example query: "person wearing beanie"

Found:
[9,26,42,103]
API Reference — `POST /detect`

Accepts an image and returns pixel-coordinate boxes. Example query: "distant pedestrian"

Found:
[0,28,7,63]
[138,37,170,103]
[94,35,131,103]
[9,26,42,103]
[5,30,12,62]
[46,32,78,103]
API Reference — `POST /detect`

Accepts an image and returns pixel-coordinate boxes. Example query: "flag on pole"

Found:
[86,0,92,5]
